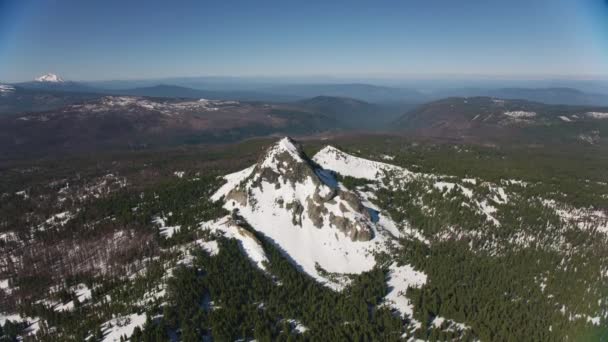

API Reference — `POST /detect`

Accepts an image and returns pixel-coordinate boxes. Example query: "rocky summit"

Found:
[223,137,374,242]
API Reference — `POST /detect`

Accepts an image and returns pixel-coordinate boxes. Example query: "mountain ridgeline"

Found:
[1,73,608,157]
[396,96,608,146]
[0,96,338,159]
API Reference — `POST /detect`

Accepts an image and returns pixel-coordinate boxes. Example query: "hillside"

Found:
[263,83,426,103]
[119,84,299,102]
[432,87,608,106]
[0,96,337,159]
[397,97,608,146]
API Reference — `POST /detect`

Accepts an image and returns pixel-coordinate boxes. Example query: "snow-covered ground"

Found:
[585,112,608,119]
[0,313,41,337]
[64,96,241,116]
[211,165,256,202]
[195,240,220,256]
[50,283,93,312]
[504,111,536,118]
[283,318,309,334]
[153,214,181,238]
[202,216,269,271]
[100,312,147,342]
[37,210,76,231]
[312,145,413,181]
[431,316,471,332]
[433,181,473,198]
[543,199,608,235]
[383,262,427,320]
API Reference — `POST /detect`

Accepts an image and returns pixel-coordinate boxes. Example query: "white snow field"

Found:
[312,145,413,181]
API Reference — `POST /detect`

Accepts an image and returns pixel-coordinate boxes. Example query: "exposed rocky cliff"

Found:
[224,137,374,241]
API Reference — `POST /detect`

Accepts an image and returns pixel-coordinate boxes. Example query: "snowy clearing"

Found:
[383,262,427,319]
[195,239,220,256]
[100,312,147,342]
[504,111,536,118]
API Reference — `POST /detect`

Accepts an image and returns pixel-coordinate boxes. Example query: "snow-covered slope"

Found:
[210,137,401,289]
[60,96,240,116]
[35,73,64,83]
[312,145,412,181]
[202,216,269,271]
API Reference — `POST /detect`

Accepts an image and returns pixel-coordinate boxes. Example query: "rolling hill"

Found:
[396,96,608,145]
[0,96,337,159]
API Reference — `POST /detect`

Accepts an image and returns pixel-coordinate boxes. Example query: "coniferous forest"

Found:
[1,136,607,341]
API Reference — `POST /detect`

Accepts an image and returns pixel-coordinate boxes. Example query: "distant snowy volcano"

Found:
[0,84,15,94]
[35,73,64,83]
[209,137,402,289]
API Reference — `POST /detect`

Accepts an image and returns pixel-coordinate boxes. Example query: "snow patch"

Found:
[431,316,471,332]
[153,214,181,238]
[586,112,608,119]
[504,111,536,118]
[195,240,220,256]
[283,318,309,334]
[383,262,427,319]
[202,217,269,271]
[100,312,147,342]
[434,181,473,198]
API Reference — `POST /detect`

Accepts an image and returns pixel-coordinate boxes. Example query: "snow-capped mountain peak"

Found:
[210,137,401,289]
[259,137,307,171]
[34,73,64,83]
[0,84,15,94]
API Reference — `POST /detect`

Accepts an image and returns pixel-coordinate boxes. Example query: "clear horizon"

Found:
[1,0,607,83]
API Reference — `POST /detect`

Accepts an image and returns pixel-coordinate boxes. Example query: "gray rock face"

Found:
[226,188,248,206]
[229,137,374,242]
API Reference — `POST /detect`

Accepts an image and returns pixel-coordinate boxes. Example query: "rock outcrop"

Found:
[223,137,374,241]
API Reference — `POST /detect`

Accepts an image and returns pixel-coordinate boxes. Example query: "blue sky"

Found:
[0,0,607,82]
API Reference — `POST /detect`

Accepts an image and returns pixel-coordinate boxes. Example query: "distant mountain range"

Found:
[431,87,608,106]
[396,97,608,146]
[1,74,608,154]
[0,96,338,159]
[0,85,101,114]
[260,83,425,103]
[2,73,607,112]
[118,84,299,102]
